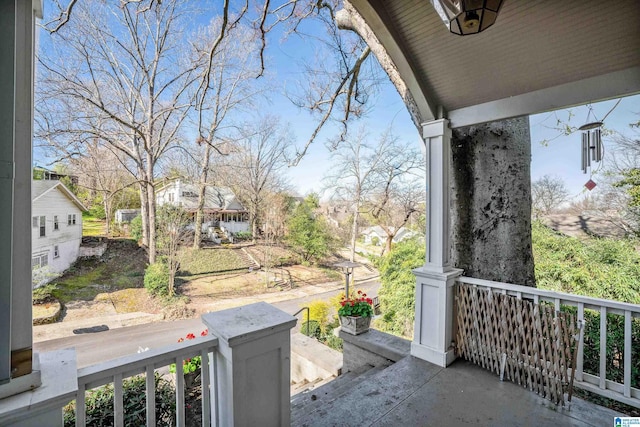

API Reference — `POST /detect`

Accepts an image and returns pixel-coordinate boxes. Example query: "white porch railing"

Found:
[457,276,640,409]
[219,221,249,235]
[74,335,219,427]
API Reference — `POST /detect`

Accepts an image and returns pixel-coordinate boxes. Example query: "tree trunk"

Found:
[349,205,359,262]
[450,116,535,287]
[138,180,149,247]
[146,166,157,264]
[103,194,111,236]
[194,143,212,249]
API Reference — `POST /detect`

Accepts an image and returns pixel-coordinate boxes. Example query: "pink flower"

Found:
[201,329,208,337]
[177,337,184,343]
[186,333,196,340]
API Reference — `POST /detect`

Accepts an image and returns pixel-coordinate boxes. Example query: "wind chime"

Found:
[579,106,603,191]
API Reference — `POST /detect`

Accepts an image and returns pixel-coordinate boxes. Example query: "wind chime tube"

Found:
[595,128,602,162]
[587,131,591,168]
[581,133,587,173]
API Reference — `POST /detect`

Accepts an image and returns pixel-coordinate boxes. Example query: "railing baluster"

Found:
[599,306,607,390]
[211,349,219,427]
[554,298,560,313]
[576,303,584,382]
[75,384,86,427]
[175,356,185,427]
[146,364,155,427]
[201,348,211,427]
[114,373,124,427]
[624,311,632,398]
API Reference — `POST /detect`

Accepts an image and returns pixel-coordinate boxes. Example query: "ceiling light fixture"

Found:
[431,0,504,36]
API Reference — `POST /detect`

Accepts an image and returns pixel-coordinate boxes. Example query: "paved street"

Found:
[34,278,380,368]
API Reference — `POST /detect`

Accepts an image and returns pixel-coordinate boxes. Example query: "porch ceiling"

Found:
[351,0,640,127]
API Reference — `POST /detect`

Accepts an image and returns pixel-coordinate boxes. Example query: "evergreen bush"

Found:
[144,262,170,297]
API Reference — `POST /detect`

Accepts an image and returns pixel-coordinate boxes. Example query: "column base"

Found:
[411,342,456,367]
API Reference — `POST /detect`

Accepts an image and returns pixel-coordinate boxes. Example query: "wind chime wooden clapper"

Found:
[579,108,603,191]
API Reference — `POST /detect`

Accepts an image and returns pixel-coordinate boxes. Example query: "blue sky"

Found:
[35,1,640,200]
[284,85,640,198]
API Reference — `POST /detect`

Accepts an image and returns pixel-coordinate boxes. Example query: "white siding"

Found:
[32,188,83,278]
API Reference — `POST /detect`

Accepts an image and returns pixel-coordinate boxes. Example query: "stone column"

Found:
[203,302,297,427]
[411,119,462,367]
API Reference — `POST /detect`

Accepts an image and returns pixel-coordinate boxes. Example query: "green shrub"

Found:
[144,262,169,297]
[323,332,343,352]
[376,238,424,338]
[130,215,143,242]
[63,374,175,427]
[234,231,252,241]
[580,309,640,389]
[303,300,330,332]
[88,204,106,220]
[533,221,640,304]
[300,319,321,338]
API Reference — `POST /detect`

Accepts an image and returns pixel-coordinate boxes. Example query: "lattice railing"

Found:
[456,281,578,405]
[456,276,640,409]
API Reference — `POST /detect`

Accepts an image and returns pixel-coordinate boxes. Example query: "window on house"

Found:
[32,216,38,228]
[32,253,48,269]
[68,214,77,225]
[54,215,59,230]
[168,193,174,202]
[39,216,46,237]
[54,245,59,258]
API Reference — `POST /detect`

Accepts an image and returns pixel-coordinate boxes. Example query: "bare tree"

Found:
[325,130,424,261]
[219,117,293,242]
[37,0,200,263]
[66,141,139,235]
[366,149,425,256]
[531,175,571,218]
[190,20,264,248]
[156,205,190,296]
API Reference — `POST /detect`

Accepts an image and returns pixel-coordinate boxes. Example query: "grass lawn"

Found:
[47,239,147,304]
[83,212,106,236]
[178,248,250,278]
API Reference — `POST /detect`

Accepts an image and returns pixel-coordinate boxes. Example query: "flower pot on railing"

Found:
[339,315,371,335]
[338,290,374,335]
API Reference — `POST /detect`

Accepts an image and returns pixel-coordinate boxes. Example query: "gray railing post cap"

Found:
[202,302,297,347]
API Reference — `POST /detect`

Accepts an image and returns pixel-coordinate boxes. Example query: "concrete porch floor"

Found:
[293,356,624,426]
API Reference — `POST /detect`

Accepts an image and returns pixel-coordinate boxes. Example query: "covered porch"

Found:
[0,0,639,425]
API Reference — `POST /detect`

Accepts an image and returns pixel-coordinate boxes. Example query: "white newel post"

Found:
[411,119,462,367]
[202,302,297,427]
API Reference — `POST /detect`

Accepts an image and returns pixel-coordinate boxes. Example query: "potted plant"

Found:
[170,329,208,388]
[338,290,374,335]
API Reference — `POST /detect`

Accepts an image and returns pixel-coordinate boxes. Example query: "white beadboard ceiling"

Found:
[354,0,640,125]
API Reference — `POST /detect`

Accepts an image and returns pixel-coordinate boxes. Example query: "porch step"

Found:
[291,364,386,424]
[291,356,442,427]
[291,365,367,410]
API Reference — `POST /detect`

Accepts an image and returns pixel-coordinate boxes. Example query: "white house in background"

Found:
[361,225,418,246]
[156,180,249,234]
[32,180,86,286]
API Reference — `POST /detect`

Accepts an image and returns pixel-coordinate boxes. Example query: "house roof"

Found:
[158,181,246,212]
[350,0,640,127]
[32,180,87,211]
